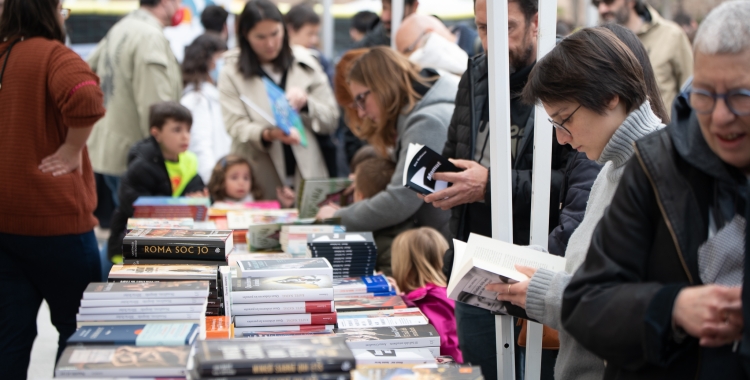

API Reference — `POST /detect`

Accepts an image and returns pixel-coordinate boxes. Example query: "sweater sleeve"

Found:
[47,44,105,129]
[525,268,570,330]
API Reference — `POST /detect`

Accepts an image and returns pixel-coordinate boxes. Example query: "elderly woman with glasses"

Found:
[316,46,458,242]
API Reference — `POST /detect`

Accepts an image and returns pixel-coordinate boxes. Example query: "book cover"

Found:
[238,258,333,278]
[401,143,460,195]
[66,323,199,346]
[80,297,207,308]
[231,276,334,303]
[351,348,435,365]
[307,232,375,246]
[335,308,429,329]
[234,324,336,338]
[123,229,233,260]
[247,223,284,252]
[297,178,353,219]
[332,275,391,295]
[234,312,337,327]
[334,325,440,349]
[261,77,308,147]
[54,345,191,377]
[352,366,483,380]
[82,281,209,300]
[79,304,207,315]
[220,266,233,320]
[76,312,205,322]
[206,316,232,340]
[333,295,406,312]
[126,218,194,230]
[193,337,355,377]
[108,264,218,281]
[233,301,335,316]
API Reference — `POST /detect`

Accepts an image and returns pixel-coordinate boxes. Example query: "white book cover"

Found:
[231,288,334,304]
[234,312,336,327]
[447,234,566,312]
[234,325,335,337]
[78,305,206,315]
[232,301,334,316]
[76,313,204,322]
[352,348,435,365]
[237,258,333,278]
[401,143,458,195]
[55,345,189,378]
[80,297,207,307]
[219,266,232,320]
[336,308,428,329]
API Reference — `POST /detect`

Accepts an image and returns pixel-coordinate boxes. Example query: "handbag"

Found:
[517,318,560,350]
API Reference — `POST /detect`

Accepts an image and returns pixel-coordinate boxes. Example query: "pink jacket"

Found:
[405,283,463,363]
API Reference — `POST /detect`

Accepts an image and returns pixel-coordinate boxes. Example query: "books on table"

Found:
[297,178,353,219]
[402,143,460,195]
[332,274,392,296]
[108,263,218,283]
[132,196,210,220]
[237,258,333,278]
[83,281,209,300]
[234,300,335,316]
[352,348,435,365]
[308,233,377,278]
[334,295,407,313]
[447,233,566,313]
[54,345,192,378]
[122,228,233,261]
[282,224,346,255]
[231,275,334,303]
[66,323,199,346]
[336,308,429,329]
[334,324,440,350]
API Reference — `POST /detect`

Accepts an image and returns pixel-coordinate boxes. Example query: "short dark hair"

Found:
[355,157,396,199]
[510,0,538,23]
[383,0,417,5]
[0,0,65,43]
[351,11,380,33]
[237,0,294,79]
[140,0,161,6]
[201,5,229,33]
[149,101,193,130]
[522,27,647,116]
[182,33,227,89]
[672,11,693,27]
[285,3,320,32]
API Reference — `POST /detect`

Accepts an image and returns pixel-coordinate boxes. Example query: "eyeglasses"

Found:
[690,88,750,116]
[548,105,581,137]
[60,8,71,20]
[402,30,428,55]
[353,90,371,111]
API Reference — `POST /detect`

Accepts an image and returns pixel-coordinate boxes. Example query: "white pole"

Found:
[486,0,515,378]
[390,0,404,49]
[586,1,599,27]
[524,0,558,378]
[321,0,334,59]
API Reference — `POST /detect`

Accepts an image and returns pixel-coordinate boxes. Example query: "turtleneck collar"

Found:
[597,101,664,174]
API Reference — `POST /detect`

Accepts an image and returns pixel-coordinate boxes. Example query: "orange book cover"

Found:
[205,316,232,339]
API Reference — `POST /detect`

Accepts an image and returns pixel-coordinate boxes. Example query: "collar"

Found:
[637,5,662,36]
[597,101,664,171]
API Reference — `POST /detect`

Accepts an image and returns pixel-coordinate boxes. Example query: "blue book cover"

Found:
[333,274,392,294]
[262,77,308,147]
[67,323,199,346]
[133,196,211,207]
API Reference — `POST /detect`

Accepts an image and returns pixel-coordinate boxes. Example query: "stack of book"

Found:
[191,336,355,380]
[231,258,337,338]
[126,217,194,230]
[307,232,377,278]
[223,209,299,245]
[55,343,194,378]
[121,228,232,265]
[333,274,394,297]
[76,282,209,337]
[281,224,346,257]
[352,366,484,380]
[132,196,211,221]
[335,325,443,359]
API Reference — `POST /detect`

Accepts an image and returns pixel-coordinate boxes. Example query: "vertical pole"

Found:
[586,1,599,27]
[486,0,515,379]
[321,0,334,59]
[524,0,558,378]
[390,0,404,49]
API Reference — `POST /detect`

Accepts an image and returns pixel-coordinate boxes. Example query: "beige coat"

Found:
[86,9,183,176]
[637,6,693,110]
[218,46,339,200]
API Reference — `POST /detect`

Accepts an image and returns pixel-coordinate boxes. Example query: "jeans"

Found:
[0,231,101,379]
[101,174,121,208]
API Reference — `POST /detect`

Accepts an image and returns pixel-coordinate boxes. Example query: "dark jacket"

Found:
[107,137,205,259]
[352,22,390,49]
[561,98,749,380]
[441,54,590,279]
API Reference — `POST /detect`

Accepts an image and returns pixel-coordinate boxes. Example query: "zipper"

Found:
[634,145,694,285]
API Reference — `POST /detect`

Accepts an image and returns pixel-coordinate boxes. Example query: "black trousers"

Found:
[0,231,101,379]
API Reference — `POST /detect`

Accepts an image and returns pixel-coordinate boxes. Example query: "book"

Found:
[206,307,223,316]
[333,295,407,313]
[308,232,376,247]
[206,316,233,339]
[234,312,338,327]
[122,228,233,260]
[126,218,194,230]
[247,223,284,252]
[108,264,218,283]
[251,77,308,147]
[133,196,211,220]
[352,348,435,365]
[332,275,392,295]
[82,281,209,300]
[208,373,350,380]
[231,276,334,303]
[233,301,335,316]
[234,325,336,338]
[447,233,566,311]
[193,336,355,377]
[297,178,353,219]
[402,143,460,195]
[220,266,233,320]
[76,312,205,322]
[241,331,339,339]
[334,325,440,350]
[237,258,333,278]
[78,304,207,314]
[122,258,227,265]
[80,297,207,308]
[226,209,299,230]
[66,323,199,346]
[351,366,484,380]
[210,200,282,216]
[336,308,429,329]
[54,345,191,377]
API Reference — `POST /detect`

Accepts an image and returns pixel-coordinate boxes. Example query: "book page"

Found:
[467,234,565,277]
[451,239,467,276]
[402,143,424,186]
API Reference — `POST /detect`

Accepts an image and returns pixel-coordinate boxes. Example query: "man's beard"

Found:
[602,1,631,25]
[509,37,534,72]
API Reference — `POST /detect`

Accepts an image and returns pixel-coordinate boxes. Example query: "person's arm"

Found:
[132,37,181,138]
[300,62,339,135]
[218,68,274,151]
[182,92,216,183]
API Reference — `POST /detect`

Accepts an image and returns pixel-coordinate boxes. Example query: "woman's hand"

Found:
[262,128,302,146]
[672,285,743,347]
[276,186,296,208]
[485,265,538,309]
[39,143,83,176]
[316,203,340,220]
[286,87,308,111]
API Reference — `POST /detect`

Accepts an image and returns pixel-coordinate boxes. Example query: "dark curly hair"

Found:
[208,154,264,202]
[182,33,227,90]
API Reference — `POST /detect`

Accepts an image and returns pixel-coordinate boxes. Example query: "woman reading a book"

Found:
[316,47,457,241]
[483,27,667,380]
[218,0,338,204]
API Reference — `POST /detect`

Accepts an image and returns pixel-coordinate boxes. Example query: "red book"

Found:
[233,312,337,327]
[232,301,335,316]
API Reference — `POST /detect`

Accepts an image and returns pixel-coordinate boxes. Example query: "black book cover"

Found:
[402,143,460,195]
[206,307,223,316]
[307,233,375,245]
[207,298,223,308]
[122,242,228,261]
[123,259,227,265]
[309,246,377,253]
[204,372,350,380]
[194,337,355,377]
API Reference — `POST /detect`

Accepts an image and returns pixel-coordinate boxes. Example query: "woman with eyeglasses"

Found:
[218,0,338,202]
[0,0,105,376]
[316,46,458,243]
[484,27,665,380]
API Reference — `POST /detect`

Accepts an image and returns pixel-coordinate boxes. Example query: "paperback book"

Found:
[206,316,233,339]
[234,312,338,327]
[126,218,194,230]
[336,308,429,329]
[332,275,392,295]
[334,325,440,350]
[297,178,353,219]
[231,275,334,303]
[54,345,192,377]
[76,312,205,322]
[351,366,484,380]
[333,295,407,313]
[233,324,336,338]
[66,323,199,346]
[237,258,333,278]
[233,301,335,316]
[132,196,211,220]
[402,143,460,195]
[351,348,435,365]
[122,229,233,260]
[79,304,207,315]
[82,281,209,300]
[108,264,218,284]
[80,297,207,308]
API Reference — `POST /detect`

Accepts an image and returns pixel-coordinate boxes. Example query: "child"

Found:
[107,101,206,262]
[207,155,262,203]
[352,156,415,276]
[391,227,462,362]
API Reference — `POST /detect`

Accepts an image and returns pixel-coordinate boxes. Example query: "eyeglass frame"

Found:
[402,30,429,55]
[353,90,372,111]
[548,104,581,136]
[689,88,750,116]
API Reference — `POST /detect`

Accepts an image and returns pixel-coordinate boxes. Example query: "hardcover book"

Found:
[82,281,209,300]
[297,178,353,219]
[332,275,392,295]
[401,143,460,195]
[66,323,199,346]
[54,345,191,377]
[237,258,333,278]
[335,308,429,329]
[231,275,334,303]
[333,295,406,312]
[233,301,335,316]
[334,325,440,350]
[122,229,233,260]
[234,312,338,327]
[351,348,435,365]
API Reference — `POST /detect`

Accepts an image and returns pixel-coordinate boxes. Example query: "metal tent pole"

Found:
[390,0,404,49]
[321,0,334,59]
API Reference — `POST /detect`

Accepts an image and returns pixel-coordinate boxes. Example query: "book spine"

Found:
[198,357,352,377]
[205,307,222,316]
[78,305,207,314]
[122,240,227,260]
[80,298,207,307]
[233,301,334,316]
[234,313,337,327]
[335,316,428,329]
[82,290,208,300]
[76,312,204,321]
[208,372,351,380]
[220,266,232,320]
[109,279,218,288]
[333,284,390,294]
[231,288,334,303]
[233,325,335,336]
[122,259,226,265]
[343,336,440,350]
[239,268,333,279]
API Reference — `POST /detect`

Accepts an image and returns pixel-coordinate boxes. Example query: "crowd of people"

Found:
[0,0,749,379]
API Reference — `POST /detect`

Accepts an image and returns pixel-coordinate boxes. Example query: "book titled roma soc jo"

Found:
[122,228,233,261]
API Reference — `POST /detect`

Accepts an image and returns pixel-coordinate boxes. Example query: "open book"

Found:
[447,233,566,313]
[402,143,459,195]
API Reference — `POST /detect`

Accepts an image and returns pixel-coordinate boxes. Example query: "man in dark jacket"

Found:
[353,0,419,48]
[422,0,600,379]
[562,3,750,378]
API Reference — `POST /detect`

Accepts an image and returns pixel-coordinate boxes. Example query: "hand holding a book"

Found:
[672,285,743,347]
[422,159,488,210]
[286,87,308,111]
[486,265,537,309]
[316,203,340,220]
[276,186,296,208]
[262,127,302,146]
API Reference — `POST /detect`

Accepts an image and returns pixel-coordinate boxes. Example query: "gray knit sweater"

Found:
[525,102,664,380]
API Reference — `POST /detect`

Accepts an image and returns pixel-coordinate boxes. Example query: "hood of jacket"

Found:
[397,74,459,136]
[127,136,164,167]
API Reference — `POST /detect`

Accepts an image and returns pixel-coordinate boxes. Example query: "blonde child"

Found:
[391,227,462,362]
[208,154,294,207]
